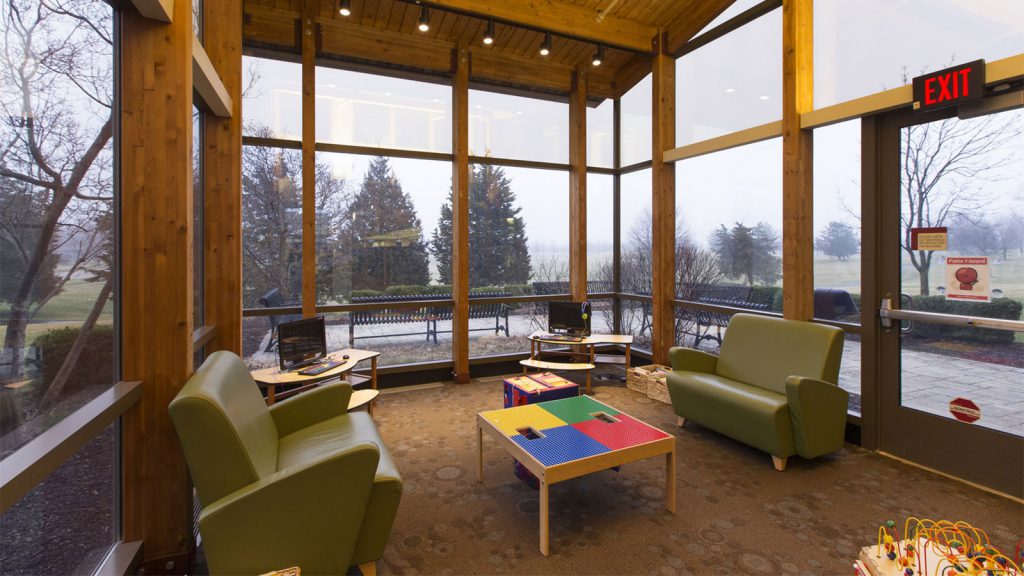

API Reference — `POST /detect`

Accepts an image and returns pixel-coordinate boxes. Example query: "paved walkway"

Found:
[246,308,1022,436]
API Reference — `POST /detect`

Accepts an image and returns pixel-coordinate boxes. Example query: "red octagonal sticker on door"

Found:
[948,397,981,423]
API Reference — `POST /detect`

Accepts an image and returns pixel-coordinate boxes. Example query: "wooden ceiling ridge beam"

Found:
[413,0,657,53]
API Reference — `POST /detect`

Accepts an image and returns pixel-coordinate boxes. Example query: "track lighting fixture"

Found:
[483,19,495,45]
[592,45,604,66]
[417,5,430,32]
[539,32,551,56]
[338,0,351,16]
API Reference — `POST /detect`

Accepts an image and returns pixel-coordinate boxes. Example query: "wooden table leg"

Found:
[477,425,483,483]
[625,344,631,371]
[666,448,676,514]
[266,384,276,405]
[539,479,550,556]
[370,356,378,414]
[588,345,595,394]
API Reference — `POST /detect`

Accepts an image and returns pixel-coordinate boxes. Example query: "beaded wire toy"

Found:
[871,518,1021,576]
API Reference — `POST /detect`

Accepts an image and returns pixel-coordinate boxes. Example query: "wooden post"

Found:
[612,98,622,334]
[569,69,588,302]
[782,0,814,320]
[452,47,471,383]
[650,36,676,365]
[204,0,243,354]
[301,0,317,317]
[121,0,194,567]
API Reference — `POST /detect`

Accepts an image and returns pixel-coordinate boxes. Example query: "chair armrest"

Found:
[785,375,849,459]
[269,381,353,437]
[198,442,380,575]
[669,347,717,374]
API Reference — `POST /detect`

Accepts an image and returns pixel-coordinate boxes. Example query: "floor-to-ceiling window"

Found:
[1,2,120,573]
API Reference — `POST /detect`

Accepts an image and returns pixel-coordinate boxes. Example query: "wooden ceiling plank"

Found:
[422,0,656,53]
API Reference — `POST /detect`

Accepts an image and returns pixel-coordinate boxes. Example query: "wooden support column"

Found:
[651,36,676,366]
[301,0,317,317]
[782,0,814,320]
[121,0,193,567]
[612,98,622,334]
[452,47,470,384]
[569,69,588,302]
[204,0,243,354]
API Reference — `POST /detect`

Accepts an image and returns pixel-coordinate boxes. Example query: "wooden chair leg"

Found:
[771,455,787,472]
[358,561,376,576]
[676,416,685,427]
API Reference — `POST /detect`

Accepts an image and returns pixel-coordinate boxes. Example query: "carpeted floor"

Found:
[371,372,1023,576]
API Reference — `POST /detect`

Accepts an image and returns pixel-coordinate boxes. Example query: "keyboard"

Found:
[536,334,584,343]
[297,360,341,376]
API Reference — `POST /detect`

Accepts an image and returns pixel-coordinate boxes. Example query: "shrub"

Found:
[34,325,116,394]
[909,296,1021,344]
[350,289,383,299]
[750,285,783,312]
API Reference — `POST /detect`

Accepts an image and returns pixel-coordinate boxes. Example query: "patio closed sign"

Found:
[945,256,990,302]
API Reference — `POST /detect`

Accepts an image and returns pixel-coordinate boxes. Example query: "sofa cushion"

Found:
[716,314,843,394]
[667,371,796,458]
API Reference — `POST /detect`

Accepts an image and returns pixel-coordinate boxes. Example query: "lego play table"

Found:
[476,395,676,556]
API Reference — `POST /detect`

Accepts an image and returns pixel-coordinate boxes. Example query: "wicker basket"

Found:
[629,364,672,403]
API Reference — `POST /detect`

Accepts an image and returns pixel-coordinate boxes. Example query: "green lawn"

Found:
[0,279,112,346]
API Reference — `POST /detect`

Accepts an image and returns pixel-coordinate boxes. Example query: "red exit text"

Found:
[912,60,985,112]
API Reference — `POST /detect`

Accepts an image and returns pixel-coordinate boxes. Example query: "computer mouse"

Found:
[343,355,350,360]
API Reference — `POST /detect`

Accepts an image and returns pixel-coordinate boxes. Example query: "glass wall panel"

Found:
[619,169,652,296]
[316,67,451,153]
[815,0,1024,107]
[587,99,614,169]
[315,153,451,305]
[193,108,204,331]
[675,8,781,146]
[674,138,783,351]
[814,120,861,324]
[620,75,651,166]
[468,165,568,358]
[469,90,568,163]
[242,56,302,140]
[618,297,652,354]
[587,174,613,285]
[1,2,117,457]
[0,424,117,575]
[241,144,303,361]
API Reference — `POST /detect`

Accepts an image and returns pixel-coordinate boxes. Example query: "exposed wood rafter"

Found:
[418,0,658,53]
[193,37,233,118]
[130,0,173,23]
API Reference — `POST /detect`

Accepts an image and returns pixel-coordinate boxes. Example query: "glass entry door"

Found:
[876,105,1024,498]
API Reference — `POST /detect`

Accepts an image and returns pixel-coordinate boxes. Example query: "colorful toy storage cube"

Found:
[503,373,579,408]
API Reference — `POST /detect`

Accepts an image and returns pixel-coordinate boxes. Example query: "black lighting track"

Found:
[394,0,650,55]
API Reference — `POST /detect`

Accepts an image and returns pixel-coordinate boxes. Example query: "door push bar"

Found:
[879,294,1024,332]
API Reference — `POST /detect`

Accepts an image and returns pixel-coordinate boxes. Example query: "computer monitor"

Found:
[277,316,327,371]
[548,301,591,336]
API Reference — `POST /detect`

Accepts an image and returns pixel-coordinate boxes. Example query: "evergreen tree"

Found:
[431,164,531,287]
[816,220,860,261]
[340,157,430,291]
[708,221,781,286]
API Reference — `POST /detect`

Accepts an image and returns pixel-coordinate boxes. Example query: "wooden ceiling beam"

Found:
[417,0,657,53]
[244,4,617,99]
[663,0,736,56]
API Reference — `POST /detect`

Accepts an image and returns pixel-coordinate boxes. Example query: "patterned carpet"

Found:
[370,373,1023,576]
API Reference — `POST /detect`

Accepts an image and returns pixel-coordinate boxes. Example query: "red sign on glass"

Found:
[948,397,981,424]
[913,60,985,112]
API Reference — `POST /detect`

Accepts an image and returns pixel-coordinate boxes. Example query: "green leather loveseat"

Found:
[666,313,847,471]
[169,351,401,575]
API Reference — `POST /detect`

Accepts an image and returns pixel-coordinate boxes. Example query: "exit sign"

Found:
[913,60,985,112]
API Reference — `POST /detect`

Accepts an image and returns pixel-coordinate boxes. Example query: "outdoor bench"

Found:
[349,292,511,345]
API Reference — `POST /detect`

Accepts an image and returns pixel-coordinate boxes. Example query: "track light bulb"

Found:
[539,32,551,56]
[592,45,604,67]
[338,0,351,16]
[483,19,495,45]
[418,6,430,32]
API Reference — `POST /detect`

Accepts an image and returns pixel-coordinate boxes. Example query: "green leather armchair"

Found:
[666,313,847,471]
[169,351,401,575]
